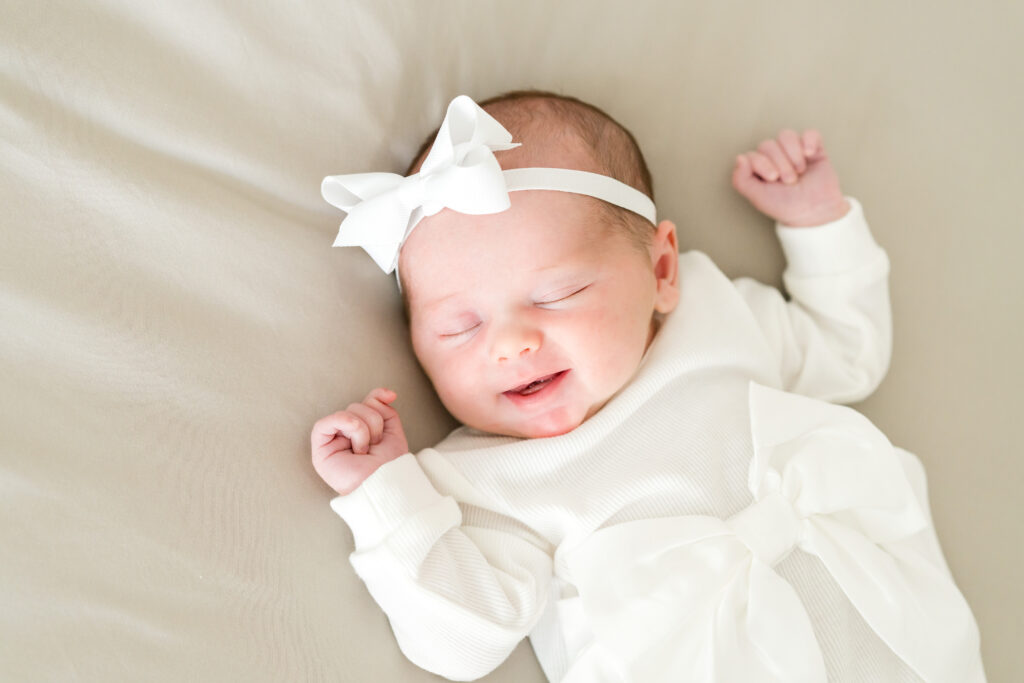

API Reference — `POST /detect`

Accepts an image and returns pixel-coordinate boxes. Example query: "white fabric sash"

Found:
[564,382,981,683]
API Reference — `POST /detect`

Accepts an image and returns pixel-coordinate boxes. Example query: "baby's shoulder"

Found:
[678,248,719,269]
[677,249,733,286]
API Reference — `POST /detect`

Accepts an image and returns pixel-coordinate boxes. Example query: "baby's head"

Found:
[404,91,657,259]
[397,91,680,439]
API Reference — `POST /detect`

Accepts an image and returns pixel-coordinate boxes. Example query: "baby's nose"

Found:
[491,322,542,362]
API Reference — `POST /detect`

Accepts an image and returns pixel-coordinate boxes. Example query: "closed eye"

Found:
[440,322,481,339]
[536,284,590,306]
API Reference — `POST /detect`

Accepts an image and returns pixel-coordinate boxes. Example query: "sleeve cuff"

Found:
[329,452,448,548]
[775,197,882,277]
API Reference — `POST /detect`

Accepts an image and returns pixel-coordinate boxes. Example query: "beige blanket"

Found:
[2,1,1020,679]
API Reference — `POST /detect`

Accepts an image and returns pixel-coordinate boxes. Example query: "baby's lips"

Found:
[504,370,568,395]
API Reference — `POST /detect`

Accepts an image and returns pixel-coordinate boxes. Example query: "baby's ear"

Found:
[651,220,680,314]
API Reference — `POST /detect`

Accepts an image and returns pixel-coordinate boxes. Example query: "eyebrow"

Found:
[418,291,461,315]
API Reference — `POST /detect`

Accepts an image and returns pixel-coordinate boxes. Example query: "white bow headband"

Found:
[321,95,657,276]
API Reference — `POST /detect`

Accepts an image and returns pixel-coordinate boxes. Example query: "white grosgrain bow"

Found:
[321,95,519,273]
[564,382,980,683]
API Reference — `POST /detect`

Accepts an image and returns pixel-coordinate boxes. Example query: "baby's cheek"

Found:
[583,307,647,384]
[444,369,496,422]
[418,354,465,410]
[435,374,470,411]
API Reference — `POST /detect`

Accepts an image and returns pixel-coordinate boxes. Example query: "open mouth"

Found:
[505,370,568,397]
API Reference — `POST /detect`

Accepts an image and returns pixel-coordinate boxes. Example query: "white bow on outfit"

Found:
[564,383,981,683]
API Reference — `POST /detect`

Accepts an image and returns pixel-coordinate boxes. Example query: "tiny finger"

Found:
[363,395,398,421]
[758,139,797,184]
[339,413,371,454]
[802,129,823,158]
[366,387,397,404]
[732,154,752,188]
[777,129,806,173]
[312,412,351,448]
[745,151,778,182]
[311,427,350,465]
[346,402,385,445]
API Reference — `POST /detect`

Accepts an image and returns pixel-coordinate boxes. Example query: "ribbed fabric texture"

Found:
[329,199,956,682]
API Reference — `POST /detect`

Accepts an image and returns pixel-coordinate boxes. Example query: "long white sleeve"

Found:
[732,197,892,403]
[330,453,553,681]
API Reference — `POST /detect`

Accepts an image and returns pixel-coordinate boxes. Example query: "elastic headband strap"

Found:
[503,168,656,225]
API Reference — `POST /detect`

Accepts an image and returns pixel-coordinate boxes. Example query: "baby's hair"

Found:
[400,90,657,320]
[406,90,653,196]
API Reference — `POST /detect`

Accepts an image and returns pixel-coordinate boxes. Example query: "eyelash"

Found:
[536,284,590,306]
[440,322,481,339]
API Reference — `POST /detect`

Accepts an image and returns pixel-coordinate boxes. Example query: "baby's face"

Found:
[401,189,676,439]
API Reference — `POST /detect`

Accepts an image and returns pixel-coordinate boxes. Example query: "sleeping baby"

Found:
[311,91,985,682]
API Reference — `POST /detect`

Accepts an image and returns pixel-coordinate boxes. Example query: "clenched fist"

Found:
[732,129,850,227]
[311,387,409,495]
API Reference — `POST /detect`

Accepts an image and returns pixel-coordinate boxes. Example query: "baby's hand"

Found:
[731,129,850,227]
[311,387,409,496]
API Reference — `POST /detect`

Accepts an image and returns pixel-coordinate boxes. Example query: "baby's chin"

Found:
[469,406,587,440]
[479,423,580,440]
[513,421,580,439]
[453,394,618,439]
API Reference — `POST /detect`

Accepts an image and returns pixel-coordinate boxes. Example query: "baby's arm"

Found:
[311,393,553,680]
[730,131,891,403]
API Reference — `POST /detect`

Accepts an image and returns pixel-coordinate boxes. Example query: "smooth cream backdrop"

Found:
[1,1,1020,680]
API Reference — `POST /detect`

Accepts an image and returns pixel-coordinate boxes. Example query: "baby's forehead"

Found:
[402,199,622,310]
